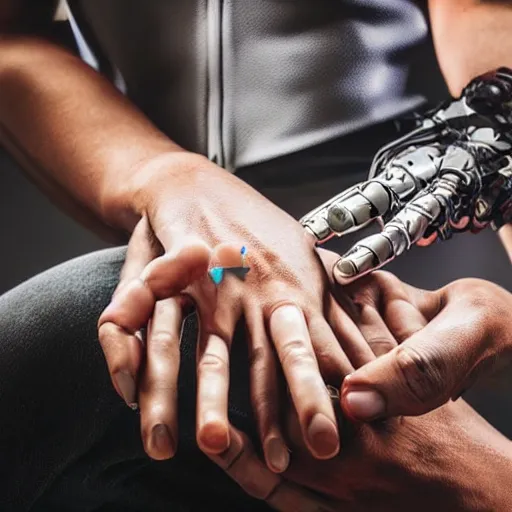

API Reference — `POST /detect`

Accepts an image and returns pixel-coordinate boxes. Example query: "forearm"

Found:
[428,1,512,253]
[0,35,191,238]
[428,0,512,96]
[451,402,512,510]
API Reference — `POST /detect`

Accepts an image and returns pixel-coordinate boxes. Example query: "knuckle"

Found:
[449,279,504,332]
[142,375,178,394]
[279,339,316,369]
[450,278,494,306]
[97,322,121,347]
[149,330,179,354]
[198,352,228,375]
[239,478,276,501]
[225,456,280,500]
[367,270,398,291]
[395,345,447,405]
[349,286,379,308]
[464,281,494,308]
[367,337,396,356]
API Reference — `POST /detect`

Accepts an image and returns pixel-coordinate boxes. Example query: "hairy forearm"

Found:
[0,35,186,238]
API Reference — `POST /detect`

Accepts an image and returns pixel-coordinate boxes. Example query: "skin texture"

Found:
[205,250,512,510]
[335,271,512,421]
[281,399,512,511]
[101,239,512,511]
[199,255,512,510]
[428,0,512,97]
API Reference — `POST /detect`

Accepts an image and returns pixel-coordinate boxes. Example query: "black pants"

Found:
[1,122,511,511]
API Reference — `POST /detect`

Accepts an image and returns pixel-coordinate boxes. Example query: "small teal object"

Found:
[209,267,224,285]
[225,267,250,280]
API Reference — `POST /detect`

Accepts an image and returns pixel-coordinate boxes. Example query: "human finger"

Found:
[269,304,340,460]
[244,303,290,473]
[138,296,185,460]
[341,286,503,420]
[208,426,339,512]
[98,217,159,408]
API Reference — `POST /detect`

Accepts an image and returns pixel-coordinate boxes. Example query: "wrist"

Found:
[443,403,512,510]
[408,403,512,510]
[100,150,215,232]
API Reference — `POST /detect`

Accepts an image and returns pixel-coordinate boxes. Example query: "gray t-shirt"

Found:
[67,0,428,171]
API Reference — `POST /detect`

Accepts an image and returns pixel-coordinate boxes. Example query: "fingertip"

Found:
[147,423,176,461]
[341,386,387,422]
[263,436,290,473]
[197,416,230,454]
[306,413,340,459]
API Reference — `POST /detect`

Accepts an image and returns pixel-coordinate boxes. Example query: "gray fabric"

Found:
[67,0,427,170]
[0,247,267,512]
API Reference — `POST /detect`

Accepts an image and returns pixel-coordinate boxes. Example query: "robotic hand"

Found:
[301,68,512,284]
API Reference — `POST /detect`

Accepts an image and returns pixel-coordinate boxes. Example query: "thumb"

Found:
[340,305,487,420]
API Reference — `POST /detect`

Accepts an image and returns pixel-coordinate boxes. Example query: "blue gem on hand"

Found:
[208,267,224,285]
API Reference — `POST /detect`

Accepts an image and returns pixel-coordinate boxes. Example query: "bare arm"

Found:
[428,0,512,257]
[0,1,186,240]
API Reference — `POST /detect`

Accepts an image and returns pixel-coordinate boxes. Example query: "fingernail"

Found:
[151,424,175,459]
[113,371,137,409]
[307,413,339,459]
[265,437,290,473]
[344,389,386,421]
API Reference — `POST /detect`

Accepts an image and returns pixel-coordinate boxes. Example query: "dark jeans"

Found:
[1,122,511,511]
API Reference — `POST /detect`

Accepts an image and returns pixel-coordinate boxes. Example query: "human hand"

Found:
[275,280,512,511]
[202,269,512,511]
[97,153,370,470]
[301,67,512,282]
[283,395,512,511]
[335,271,512,421]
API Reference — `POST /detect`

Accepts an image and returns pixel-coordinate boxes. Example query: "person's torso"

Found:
[67,0,428,171]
